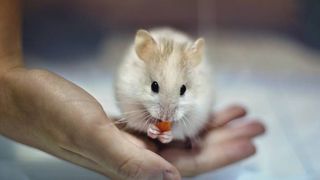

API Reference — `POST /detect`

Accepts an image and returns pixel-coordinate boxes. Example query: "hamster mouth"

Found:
[149,117,161,123]
[142,105,172,123]
[151,116,172,123]
[147,114,170,123]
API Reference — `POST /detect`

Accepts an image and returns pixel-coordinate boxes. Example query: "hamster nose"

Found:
[160,104,177,121]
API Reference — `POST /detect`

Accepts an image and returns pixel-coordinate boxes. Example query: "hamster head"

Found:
[133,29,205,124]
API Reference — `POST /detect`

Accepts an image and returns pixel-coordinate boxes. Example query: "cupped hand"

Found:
[122,105,265,177]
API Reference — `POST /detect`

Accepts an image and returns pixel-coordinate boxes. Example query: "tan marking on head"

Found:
[136,30,205,94]
[152,38,190,68]
[158,38,174,59]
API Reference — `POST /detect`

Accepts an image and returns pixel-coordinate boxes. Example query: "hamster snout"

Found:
[146,102,183,122]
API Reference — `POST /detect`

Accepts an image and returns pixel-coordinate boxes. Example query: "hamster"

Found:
[115,28,213,144]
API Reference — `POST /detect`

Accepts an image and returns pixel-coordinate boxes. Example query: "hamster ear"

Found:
[135,29,157,62]
[186,38,205,67]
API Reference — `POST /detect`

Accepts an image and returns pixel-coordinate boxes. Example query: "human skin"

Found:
[0,0,265,179]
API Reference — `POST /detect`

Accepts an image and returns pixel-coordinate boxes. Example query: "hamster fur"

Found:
[115,28,213,141]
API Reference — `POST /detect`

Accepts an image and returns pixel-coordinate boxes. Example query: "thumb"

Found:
[116,145,181,180]
[87,126,181,180]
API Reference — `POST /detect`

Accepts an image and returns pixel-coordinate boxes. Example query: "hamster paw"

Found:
[147,124,160,139]
[158,131,173,144]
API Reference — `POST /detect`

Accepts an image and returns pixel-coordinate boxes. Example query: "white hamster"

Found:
[115,28,213,143]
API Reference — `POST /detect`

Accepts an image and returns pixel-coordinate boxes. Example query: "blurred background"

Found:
[1,0,320,179]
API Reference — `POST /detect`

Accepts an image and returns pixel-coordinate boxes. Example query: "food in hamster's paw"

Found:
[156,121,172,132]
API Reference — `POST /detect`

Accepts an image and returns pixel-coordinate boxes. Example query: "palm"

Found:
[118,105,265,177]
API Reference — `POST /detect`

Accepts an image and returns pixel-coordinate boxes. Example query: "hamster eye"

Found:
[151,81,159,93]
[180,85,186,96]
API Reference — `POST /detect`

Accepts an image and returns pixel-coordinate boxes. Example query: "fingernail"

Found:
[163,170,175,180]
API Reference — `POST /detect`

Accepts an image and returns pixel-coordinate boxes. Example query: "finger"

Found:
[161,138,255,177]
[115,148,180,180]
[209,104,247,128]
[206,120,265,145]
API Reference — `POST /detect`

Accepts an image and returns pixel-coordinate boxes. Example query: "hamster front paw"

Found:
[158,131,173,144]
[147,124,173,143]
[147,124,160,139]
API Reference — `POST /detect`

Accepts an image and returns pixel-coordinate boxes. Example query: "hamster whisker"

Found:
[113,120,129,125]
[180,116,188,129]
[103,117,133,127]
[119,105,158,123]
[183,116,191,129]
[141,114,153,131]
[125,110,149,119]
[121,107,156,117]
[181,115,192,130]
[114,115,147,127]
[122,109,147,115]
[125,112,152,132]
[186,117,193,129]
[117,114,140,122]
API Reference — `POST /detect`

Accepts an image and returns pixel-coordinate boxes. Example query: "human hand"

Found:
[0,68,180,180]
[122,105,265,177]
[160,105,265,176]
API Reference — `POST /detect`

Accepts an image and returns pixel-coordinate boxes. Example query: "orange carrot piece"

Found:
[156,121,172,132]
